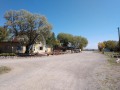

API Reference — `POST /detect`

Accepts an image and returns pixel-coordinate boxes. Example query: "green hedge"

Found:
[0,53,16,56]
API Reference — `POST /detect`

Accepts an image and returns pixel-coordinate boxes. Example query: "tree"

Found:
[98,42,105,51]
[57,33,88,50]
[4,10,52,54]
[57,33,73,47]
[78,36,88,50]
[73,36,81,48]
[73,36,88,49]
[46,32,60,47]
[0,26,9,41]
[103,40,118,51]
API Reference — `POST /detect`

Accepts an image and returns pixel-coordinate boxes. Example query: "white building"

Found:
[32,42,46,54]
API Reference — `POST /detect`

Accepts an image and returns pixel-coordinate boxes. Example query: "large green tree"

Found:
[4,10,52,54]
[103,40,118,51]
[46,32,60,48]
[79,37,88,50]
[57,33,88,49]
[98,42,105,51]
[57,33,73,47]
[73,36,81,48]
[73,36,88,50]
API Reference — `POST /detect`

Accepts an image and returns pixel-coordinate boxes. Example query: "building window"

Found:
[40,47,43,50]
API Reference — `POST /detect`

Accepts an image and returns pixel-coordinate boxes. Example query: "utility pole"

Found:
[118,27,120,52]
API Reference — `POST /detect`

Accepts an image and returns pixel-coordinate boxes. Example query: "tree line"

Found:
[98,40,119,52]
[0,9,88,54]
[57,33,88,50]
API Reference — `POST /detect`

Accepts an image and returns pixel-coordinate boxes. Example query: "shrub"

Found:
[0,53,16,56]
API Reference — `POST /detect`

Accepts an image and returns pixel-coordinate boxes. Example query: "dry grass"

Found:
[0,66,11,74]
[108,58,120,66]
[102,52,120,66]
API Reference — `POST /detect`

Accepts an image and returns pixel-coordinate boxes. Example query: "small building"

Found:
[31,42,47,54]
[0,41,47,54]
[0,41,20,53]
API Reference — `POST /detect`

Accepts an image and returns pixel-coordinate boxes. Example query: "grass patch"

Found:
[108,58,120,66]
[104,52,119,57]
[0,66,11,74]
[108,58,117,65]
[102,52,120,66]
[0,53,16,56]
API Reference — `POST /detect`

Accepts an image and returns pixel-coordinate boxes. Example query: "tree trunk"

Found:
[25,45,30,54]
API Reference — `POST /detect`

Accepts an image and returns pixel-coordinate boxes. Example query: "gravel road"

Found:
[0,51,120,90]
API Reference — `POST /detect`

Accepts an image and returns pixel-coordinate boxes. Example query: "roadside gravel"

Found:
[0,51,119,90]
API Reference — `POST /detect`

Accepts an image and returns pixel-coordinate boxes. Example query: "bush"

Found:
[0,53,16,56]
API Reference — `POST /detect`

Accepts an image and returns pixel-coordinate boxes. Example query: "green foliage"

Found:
[98,42,105,51]
[0,53,16,56]
[0,27,9,41]
[57,33,74,47]
[54,40,61,46]
[57,33,88,49]
[98,40,118,52]
[73,36,88,49]
[4,10,52,53]
[46,32,61,48]
[73,36,81,48]
[103,40,118,51]
[79,37,88,50]
[46,32,56,46]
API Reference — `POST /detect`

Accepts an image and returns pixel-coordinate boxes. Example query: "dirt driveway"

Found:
[0,51,120,90]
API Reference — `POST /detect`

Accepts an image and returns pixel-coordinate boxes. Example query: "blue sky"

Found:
[0,0,120,49]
